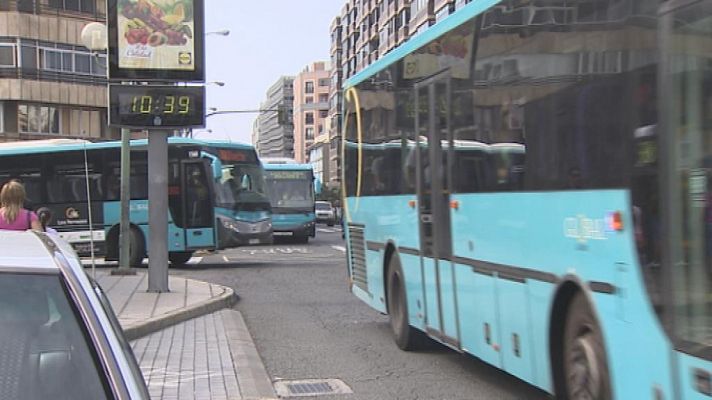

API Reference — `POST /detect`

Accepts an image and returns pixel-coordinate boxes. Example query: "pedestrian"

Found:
[0,180,42,231]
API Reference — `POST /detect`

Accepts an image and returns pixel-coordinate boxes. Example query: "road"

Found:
[172,226,549,400]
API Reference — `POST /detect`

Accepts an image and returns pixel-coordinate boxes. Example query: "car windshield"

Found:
[315,202,332,211]
[214,161,271,211]
[0,272,110,400]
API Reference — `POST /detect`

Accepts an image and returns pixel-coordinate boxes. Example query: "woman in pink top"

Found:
[0,180,42,231]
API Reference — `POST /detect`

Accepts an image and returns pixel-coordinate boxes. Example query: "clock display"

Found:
[109,84,205,129]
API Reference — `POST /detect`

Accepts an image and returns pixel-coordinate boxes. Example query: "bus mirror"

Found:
[201,152,222,182]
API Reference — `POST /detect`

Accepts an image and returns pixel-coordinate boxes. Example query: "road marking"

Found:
[331,245,346,252]
[223,255,229,262]
[317,227,342,233]
[187,257,203,265]
[240,247,310,255]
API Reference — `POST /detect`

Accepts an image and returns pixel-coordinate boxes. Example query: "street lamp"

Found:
[207,81,225,87]
[206,29,230,36]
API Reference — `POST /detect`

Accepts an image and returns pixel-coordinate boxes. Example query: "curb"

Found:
[122,281,238,341]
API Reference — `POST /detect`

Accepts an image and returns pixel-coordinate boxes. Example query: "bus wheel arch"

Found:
[382,242,397,313]
[549,277,611,399]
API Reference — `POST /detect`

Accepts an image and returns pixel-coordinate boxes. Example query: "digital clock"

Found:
[109,84,205,129]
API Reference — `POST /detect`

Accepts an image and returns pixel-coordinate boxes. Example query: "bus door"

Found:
[181,160,215,249]
[660,3,712,398]
[415,73,459,347]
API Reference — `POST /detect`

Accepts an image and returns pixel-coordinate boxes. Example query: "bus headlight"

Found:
[219,217,240,232]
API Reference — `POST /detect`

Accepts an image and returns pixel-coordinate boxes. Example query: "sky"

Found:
[198,0,344,144]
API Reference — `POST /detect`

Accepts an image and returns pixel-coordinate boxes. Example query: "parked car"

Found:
[0,230,150,400]
[315,201,336,226]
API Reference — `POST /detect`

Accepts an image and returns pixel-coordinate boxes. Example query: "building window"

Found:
[0,43,15,67]
[319,109,328,118]
[306,97,313,104]
[318,78,330,87]
[306,127,314,139]
[48,0,95,13]
[318,94,329,103]
[18,104,60,135]
[305,81,314,94]
[305,112,314,125]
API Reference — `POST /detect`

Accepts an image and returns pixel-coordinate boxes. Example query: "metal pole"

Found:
[119,128,132,271]
[147,130,169,292]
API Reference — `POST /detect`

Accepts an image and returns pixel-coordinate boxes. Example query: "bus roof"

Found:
[344,0,498,88]
[0,137,253,157]
[263,162,313,171]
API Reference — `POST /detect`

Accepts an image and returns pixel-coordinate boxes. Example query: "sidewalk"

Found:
[90,268,277,400]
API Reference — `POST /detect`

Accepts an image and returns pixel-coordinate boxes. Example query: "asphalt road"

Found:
[173,226,550,400]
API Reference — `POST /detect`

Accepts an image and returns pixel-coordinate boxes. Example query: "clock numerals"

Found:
[178,96,190,114]
[164,96,176,114]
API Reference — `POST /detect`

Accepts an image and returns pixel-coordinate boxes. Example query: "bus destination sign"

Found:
[109,84,205,129]
[267,171,310,180]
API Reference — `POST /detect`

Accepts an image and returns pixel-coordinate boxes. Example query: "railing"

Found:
[0,67,108,86]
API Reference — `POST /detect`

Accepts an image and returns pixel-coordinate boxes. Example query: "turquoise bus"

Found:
[0,137,272,266]
[342,0,712,398]
[263,159,316,243]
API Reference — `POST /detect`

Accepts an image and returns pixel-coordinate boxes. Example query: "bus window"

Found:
[47,164,103,203]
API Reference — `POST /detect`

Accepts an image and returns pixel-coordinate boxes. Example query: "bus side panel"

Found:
[104,201,188,252]
[449,191,674,396]
[497,278,536,386]
[455,264,502,369]
[346,195,420,315]
[677,352,712,400]
[402,252,425,331]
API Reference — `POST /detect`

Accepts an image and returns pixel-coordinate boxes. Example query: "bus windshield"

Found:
[265,170,314,211]
[215,159,270,212]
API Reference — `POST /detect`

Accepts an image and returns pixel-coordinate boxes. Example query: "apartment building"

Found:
[327,16,342,189]
[326,0,474,187]
[0,0,116,141]
[292,62,330,179]
[254,76,295,158]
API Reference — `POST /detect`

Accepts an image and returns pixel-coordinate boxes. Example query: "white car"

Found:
[0,230,149,400]
[315,201,336,226]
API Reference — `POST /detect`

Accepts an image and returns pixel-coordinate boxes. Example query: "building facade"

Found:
[254,76,295,158]
[0,0,116,142]
[292,61,330,175]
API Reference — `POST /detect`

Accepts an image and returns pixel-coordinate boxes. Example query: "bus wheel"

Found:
[128,228,145,267]
[387,252,419,351]
[563,293,611,400]
[169,251,194,266]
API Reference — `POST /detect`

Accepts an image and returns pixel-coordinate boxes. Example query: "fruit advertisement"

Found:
[116,0,197,71]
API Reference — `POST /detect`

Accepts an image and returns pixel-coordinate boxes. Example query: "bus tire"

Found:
[169,251,194,266]
[563,293,611,400]
[386,252,420,351]
[128,227,145,267]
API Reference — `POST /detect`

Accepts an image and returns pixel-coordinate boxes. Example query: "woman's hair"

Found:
[0,180,26,223]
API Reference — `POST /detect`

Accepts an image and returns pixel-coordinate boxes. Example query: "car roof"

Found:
[0,231,60,272]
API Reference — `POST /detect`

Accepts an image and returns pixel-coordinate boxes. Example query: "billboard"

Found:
[108,0,205,81]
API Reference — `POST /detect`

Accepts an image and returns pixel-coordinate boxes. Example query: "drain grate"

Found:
[288,382,333,395]
[274,378,353,397]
